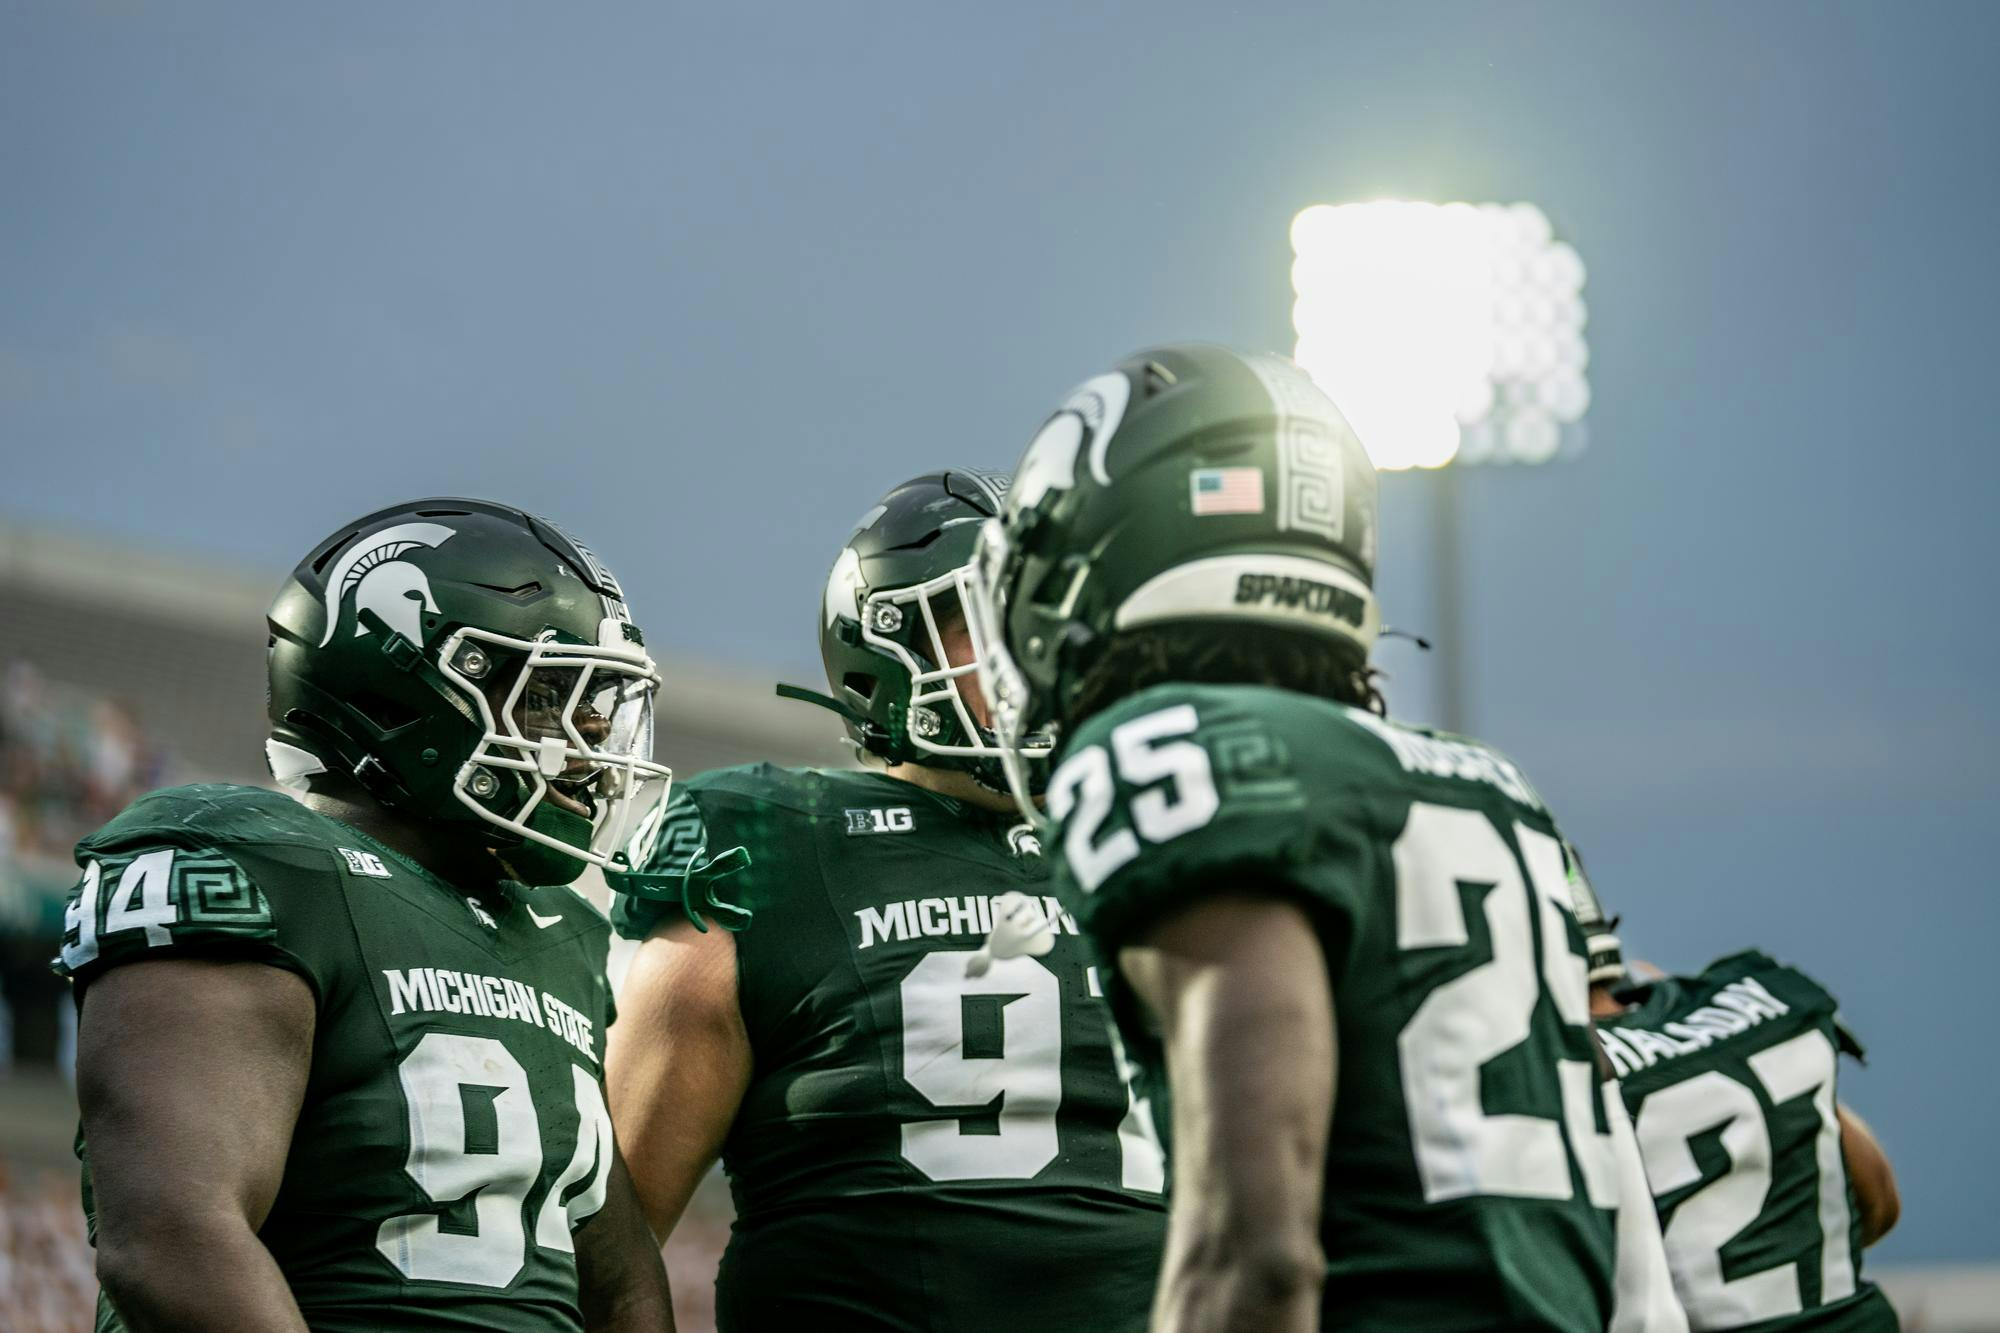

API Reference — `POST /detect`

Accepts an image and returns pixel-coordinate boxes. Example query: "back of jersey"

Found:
[1603,953,1898,1332]
[1049,683,1621,1331]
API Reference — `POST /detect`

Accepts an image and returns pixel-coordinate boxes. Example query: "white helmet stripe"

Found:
[957,469,1011,514]
[1114,552,1380,654]
[1245,353,1352,547]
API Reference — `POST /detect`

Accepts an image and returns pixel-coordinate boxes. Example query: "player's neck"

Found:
[301,778,506,890]
[872,759,1017,815]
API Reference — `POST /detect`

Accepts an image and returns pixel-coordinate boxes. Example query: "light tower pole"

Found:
[1290,200,1590,736]
[1429,464,1468,734]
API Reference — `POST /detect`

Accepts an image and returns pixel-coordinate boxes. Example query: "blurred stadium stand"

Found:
[0,518,849,785]
[0,517,844,1332]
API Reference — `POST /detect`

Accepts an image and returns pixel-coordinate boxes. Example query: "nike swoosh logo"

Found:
[526,907,564,929]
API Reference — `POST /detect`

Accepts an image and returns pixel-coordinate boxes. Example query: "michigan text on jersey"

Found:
[854,894,1079,951]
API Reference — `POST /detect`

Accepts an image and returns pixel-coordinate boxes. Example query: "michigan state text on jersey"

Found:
[60,787,620,1331]
[965,345,1673,1331]
[1602,952,1899,1332]
[54,500,674,1332]
[606,472,1165,1333]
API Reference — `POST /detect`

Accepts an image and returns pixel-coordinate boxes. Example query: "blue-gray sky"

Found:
[4,2,1995,1262]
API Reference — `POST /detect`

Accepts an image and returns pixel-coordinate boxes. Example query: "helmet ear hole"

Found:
[842,672,877,702]
[348,691,422,735]
[1029,558,1083,609]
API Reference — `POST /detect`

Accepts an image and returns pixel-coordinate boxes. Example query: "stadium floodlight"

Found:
[1290,200,1589,471]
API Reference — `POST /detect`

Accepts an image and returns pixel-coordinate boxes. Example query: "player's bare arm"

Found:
[1575,856,1898,1326]
[1838,1104,1901,1246]
[573,1146,677,1331]
[605,916,752,1241]
[79,958,315,1333]
[1120,894,1333,1333]
[51,502,679,1331]
[601,468,1166,1330]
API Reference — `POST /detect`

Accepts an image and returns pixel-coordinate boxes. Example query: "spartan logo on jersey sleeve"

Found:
[318,521,457,646]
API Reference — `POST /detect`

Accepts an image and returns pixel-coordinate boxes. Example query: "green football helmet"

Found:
[964,344,1381,812]
[787,470,1051,792]
[266,498,671,883]
[1563,843,1629,988]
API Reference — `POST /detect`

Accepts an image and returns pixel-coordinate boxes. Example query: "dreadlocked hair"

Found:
[1065,621,1386,731]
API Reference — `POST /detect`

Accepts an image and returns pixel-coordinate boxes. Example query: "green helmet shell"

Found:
[1563,843,1628,987]
[971,344,1381,744]
[266,498,669,877]
[814,470,1043,789]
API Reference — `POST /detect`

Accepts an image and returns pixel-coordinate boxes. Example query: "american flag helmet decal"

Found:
[1189,466,1266,516]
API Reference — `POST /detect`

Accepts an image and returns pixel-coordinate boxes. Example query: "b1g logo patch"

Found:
[845,807,914,836]
[338,847,392,878]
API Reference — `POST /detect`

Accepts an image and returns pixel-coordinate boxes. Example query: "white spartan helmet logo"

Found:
[1011,371,1132,512]
[318,522,458,647]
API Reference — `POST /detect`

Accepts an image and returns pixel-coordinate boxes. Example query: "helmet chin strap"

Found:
[774,682,873,729]
[609,843,753,933]
[777,685,1036,801]
[775,682,921,763]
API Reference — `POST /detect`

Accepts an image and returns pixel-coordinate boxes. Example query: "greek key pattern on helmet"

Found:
[957,468,1013,515]
[538,515,627,606]
[1277,432,1345,543]
[1247,354,1346,544]
[571,538,625,602]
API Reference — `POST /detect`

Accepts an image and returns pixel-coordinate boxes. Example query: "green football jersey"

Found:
[608,764,1168,1333]
[1601,952,1898,1332]
[1046,683,1623,1332]
[52,784,620,1333]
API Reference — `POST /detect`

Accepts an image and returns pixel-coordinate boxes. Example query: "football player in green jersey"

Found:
[1570,853,1903,1331]
[963,344,1685,1332]
[53,499,675,1332]
[604,471,1169,1332]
